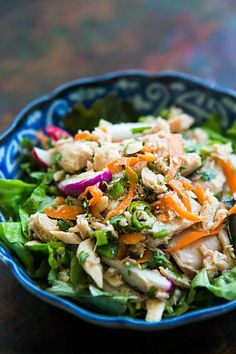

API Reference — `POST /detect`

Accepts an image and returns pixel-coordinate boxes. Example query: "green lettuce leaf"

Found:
[19,184,55,236]
[0,222,34,274]
[47,270,137,316]
[191,267,236,301]
[164,288,190,318]
[63,94,139,134]
[0,179,36,220]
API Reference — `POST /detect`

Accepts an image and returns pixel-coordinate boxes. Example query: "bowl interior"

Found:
[1,71,236,329]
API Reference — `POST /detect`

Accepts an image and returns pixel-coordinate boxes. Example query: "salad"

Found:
[2,101,236,322]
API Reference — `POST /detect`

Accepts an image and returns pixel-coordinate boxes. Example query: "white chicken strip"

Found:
[77,239,103,288]
[141,167,167,194]
[102,258,172,293]
[169,231,222,277]
[93,142,122,171]
[145,299,165,322]
[56,141,95,173]
[192,158,226,196]
[182,153,201,176]
[50,230,80,244]
[167,107,194,133]
[28,212,57,242]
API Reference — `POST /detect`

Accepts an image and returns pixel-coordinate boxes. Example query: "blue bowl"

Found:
[1,70,236,330]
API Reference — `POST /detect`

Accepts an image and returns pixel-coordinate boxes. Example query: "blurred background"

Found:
[1,1,236,353]
[1,0,236,131]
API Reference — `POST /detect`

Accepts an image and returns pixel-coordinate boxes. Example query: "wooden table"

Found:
[1,1,236,353]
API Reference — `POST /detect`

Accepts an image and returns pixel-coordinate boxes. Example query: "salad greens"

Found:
[2,101,236,322]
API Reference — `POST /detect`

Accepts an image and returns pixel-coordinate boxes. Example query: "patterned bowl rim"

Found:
[1,69,236,330]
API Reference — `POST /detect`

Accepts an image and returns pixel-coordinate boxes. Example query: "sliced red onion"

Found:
[58,169,112,196]
[32,147,53,169]
[45,125,72,141]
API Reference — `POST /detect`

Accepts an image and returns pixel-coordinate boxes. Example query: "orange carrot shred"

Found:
[164,193,202,222]
[166,225,223,253]
[115,245,128,260]
[179,177,193,190]
[136,154,156,162]
[44,205,84,220]
[193,183,205,205]
[81,185,103,206]
[118,233,146,245]
[90,205,102,219]
[167,134,184,181]
[74,132,97,141]
[157,212,170,222]
[168,179,192,212]
[105,165,136,221]
[136,250,152,264]
[221,159,236,194]
[99,126,108,133]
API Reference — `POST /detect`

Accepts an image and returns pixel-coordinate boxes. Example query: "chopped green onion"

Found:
[78,251,89,265]
[131,126,151,134]
[95,230,108,246]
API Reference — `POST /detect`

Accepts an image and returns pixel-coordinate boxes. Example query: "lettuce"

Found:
[0,179,36,220]
[191,267,236,301]
[0,222,34,273]
[47,269,138,316]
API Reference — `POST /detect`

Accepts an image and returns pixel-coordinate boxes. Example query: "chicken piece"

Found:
[182,153,201,176]
[200,192,223,230]
[192,158,226,195]
[102,258,172,294]
[92,127,112,143]
[211,143,233,159]
[125,140,143,155]
[77,239,103,288]
[147,198,201,248]
[218,228,236,264]
[187,128,209,144]
[141,167,167,194]
[56,141,95,173]
[169,231,222,277]
[95,196,109,213]
[93,143,122,171]
[28,212,57,242]
[151,118,171,133]
[145,299,165,322]
[69,215,91,239]
[201,244,231,279]
[159,267,191,289]
[168,107,194,132]
[50,230,80,244]
[103,267,123,288]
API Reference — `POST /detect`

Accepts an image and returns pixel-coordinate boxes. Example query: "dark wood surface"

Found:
[1,1,236,353]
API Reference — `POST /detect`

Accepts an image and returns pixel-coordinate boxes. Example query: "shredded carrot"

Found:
[228,204,236,216]
[167,225,223,253]
[52,227,60,231]
[164,193,202,222]
[167,134,184,181]
[221,160,236,194]
[107,155,154,174]
[179,177,193,190]
[55,196,65,206]
[140,145,157,154]
[74,132,97,141]
[168,179,192,212]
[115,245,128,260]
[90,205,102,219]
[106,157,139,174]
[136,250,152,264]
[118,232,146,245]
[105,165,137,221]
[44,205,84,220]
[37,131,49,149]
[136,154,156,162]
[193,183,205,205]
[81,185,103,206]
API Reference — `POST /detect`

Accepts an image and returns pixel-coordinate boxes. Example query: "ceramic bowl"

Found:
[1,70,236,330]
